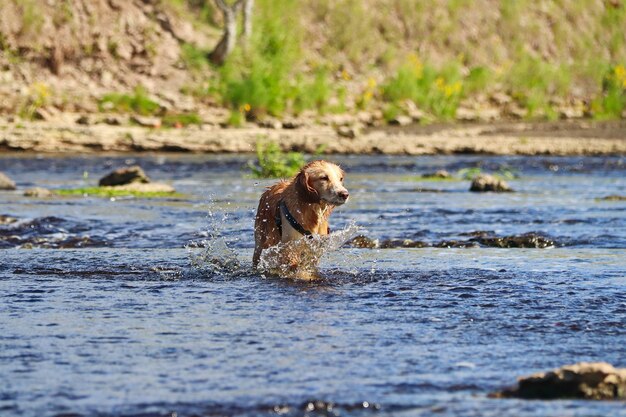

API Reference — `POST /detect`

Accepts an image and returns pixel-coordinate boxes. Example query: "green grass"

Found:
[18,82,50,120]
[162,112,203,127]
[590,64,626,119]
[19,0,44,38]
[55,187,182,198]
[248,141,306,178]
[457,167,519,181]
[504,55,572,119]
[382,55,463,120]
[180,42,210,72]
[98,86,162,116]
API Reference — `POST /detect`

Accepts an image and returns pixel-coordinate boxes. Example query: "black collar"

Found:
[275,200,312,237]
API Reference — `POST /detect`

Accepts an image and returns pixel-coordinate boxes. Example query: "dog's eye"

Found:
[320,175,329,181]
[340,177,344,182]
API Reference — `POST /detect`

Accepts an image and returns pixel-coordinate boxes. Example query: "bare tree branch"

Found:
[208,0,252,65]
[242,0,254,40]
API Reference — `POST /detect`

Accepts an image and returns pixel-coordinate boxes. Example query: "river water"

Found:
[1,154,625,417]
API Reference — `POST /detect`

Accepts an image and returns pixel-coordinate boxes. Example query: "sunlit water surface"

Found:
[1,154,625,417]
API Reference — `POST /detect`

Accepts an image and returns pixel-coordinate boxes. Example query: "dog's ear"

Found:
[295,170,320,203]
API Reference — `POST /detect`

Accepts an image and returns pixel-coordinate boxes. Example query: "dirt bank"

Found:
[0,117,624,155]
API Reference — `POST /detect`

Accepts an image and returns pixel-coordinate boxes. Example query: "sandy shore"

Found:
[0,117,624,155]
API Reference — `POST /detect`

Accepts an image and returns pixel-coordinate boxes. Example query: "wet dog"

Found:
[253,160,349,275]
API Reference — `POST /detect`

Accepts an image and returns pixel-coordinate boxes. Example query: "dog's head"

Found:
[295,160,349,205]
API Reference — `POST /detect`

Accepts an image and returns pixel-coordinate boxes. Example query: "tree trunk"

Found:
[209,0,242,65]
[242,0,254,41]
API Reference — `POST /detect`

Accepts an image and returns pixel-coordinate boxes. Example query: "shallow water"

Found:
[1,154,625,417]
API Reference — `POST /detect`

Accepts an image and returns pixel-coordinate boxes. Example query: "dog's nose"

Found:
[339,190,349,200]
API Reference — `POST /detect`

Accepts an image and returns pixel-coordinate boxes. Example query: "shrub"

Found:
[590,64,626,119]
[180,43,210,71]
[18,82,50,119]
[504,56,572,119]
[98,86,161,115]
[293,67,332,114]
[382,54,463,120]
[248,141,306,178]
[215,0,301,119]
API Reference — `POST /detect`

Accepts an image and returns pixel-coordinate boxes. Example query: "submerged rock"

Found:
[346,235,379,249]
[0,214,17,225]
[421,170,452,179]
[380,239,428,248]
[471,232,555,248]
[99,165,150,186]
[469,174,512,192]
[23,187,54,198]
[493,362,626,400]
[0,172,16,190]
[433,240,479,248]
[600,195,626,201]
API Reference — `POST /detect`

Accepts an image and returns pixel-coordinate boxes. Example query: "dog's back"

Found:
[253,181,288,266]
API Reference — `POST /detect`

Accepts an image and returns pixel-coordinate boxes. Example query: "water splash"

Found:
[188,205,246,277]
[257,221,361,280]
[189,200,360,280]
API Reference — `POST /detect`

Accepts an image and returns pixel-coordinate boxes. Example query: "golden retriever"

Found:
[253,160,349,273]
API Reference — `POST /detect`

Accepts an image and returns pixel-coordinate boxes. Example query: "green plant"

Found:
[382,54,463,120]
[590,64,626,119]
[55,187,181,198]
[457,167,519,181]
[98,86,161,115]
[18,82,50,119]
[504,55,572,119]
[293,67,332,114]
[382,103,402,123]
[19,0,44,38]
[457,167,483,180]
[162,112,203,127]
[248,141,307,178]
[180,43,210,71]
[215,0,302,118]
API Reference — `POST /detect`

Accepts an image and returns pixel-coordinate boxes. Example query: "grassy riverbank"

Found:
[0,0,625,127]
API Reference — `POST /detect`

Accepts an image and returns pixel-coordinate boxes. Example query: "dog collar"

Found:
[276,200,312,237]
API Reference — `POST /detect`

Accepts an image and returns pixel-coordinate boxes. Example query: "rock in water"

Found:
[469,174,512,192]
[346,235,379,248]
[0,172,17,190]
[23,187,54,197]
[99,166,150,186]
[422,170,452,179]
[493,362,626,400]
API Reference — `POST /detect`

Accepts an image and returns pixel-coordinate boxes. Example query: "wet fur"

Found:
[253,160,347,270]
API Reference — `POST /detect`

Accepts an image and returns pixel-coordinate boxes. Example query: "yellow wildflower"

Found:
[367,77,377,89]
[408,53,423,77]
[435,77,445,90]
[614,65,626,88]
[341,70,351,81]
[364,91,373,101]
[29,82,50,104]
